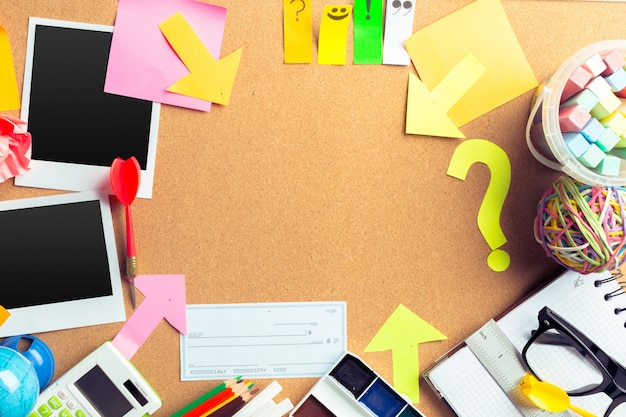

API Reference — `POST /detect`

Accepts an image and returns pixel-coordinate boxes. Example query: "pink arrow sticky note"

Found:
[112,274,187,360]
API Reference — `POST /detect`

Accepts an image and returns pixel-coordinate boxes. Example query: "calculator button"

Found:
[66,400,77,409]
[37,404,52,417]
[48,396,62,410]
[58,409,72,417]
[27,411,38,417]
[58,390,69,400]
[75,410,86,417]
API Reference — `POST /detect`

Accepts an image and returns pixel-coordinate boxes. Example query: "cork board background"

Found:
[1,1,625,416]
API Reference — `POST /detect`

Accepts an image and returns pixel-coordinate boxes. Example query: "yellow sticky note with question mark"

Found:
[283,0,312,63]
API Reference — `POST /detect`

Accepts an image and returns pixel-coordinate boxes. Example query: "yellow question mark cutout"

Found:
[447,139,511,272]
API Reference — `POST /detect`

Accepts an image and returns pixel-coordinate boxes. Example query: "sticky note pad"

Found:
[605,68,626,92]
[590,92,621,119]
[562,66,593,102]
[595,154,621,176]
[601,50,625,75]
[586,75,613,99]
[580,118,605,143]
[579,143,605,168]
[582,53,607,77]
[561,88,599,112]
[596,127,620,152]
[559,105,591,132]
[601,112,626,137]
[563,132,591,157]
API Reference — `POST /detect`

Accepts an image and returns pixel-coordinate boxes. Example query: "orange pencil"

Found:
[197,382,254,417]
[206,388,259,417]
[184,381,252,417]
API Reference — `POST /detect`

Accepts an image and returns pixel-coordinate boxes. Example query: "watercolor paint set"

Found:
[289,352,426,417]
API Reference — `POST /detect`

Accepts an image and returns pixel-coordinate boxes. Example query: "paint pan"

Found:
[526,40,626,186]
[290,352,426,417]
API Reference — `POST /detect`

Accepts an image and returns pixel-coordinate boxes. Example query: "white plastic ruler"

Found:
[465,319,569,417]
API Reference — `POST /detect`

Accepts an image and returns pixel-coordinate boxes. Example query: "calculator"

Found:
[29,342,161,417]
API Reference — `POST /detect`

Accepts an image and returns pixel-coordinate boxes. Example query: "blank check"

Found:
[180,302,347,380]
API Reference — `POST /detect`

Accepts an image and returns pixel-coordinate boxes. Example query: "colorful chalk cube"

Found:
[561,65,593,102]
[563,132,591,157]
[579,143,605,168]
[562,88,599,112]
[590,92,621,119]
[596,127,620,152]
[559,105,591,132]
[595,154,621,176]
[580,118,605,143]
[605,68,626,92]
[601,50,626,75]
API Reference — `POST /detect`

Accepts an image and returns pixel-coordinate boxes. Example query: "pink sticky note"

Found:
[104,0,227,111]
[559,105,591,132]
[561,65,593,103]
[112,274,187,359]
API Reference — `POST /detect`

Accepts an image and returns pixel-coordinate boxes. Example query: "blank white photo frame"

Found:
[16,17,160,199]
[0,190,126,337]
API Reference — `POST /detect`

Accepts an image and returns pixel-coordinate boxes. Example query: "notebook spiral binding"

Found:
[595,270,626,319]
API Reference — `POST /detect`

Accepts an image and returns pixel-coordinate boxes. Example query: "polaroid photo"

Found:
[16,17,160,199]
[0,190,126,337]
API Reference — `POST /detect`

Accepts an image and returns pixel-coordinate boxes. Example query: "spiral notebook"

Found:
[423,269,626,416]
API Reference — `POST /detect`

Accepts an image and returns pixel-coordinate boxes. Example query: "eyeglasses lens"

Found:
[525,328,603,394]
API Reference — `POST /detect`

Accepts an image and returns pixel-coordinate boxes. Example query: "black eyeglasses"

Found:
[521,306,626,417]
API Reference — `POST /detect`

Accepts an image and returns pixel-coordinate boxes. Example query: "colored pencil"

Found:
[170,377,242,417]
[204,388,259,417]
[185,381,253,417]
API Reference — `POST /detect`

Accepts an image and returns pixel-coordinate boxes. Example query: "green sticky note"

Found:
[353,0,383,64]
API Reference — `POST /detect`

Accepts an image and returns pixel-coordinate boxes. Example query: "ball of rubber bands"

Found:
[534,175,626,274]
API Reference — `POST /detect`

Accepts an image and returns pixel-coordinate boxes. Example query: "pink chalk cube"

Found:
[561,66,593,102]
[559,105,591,132]
[601,50,626,75]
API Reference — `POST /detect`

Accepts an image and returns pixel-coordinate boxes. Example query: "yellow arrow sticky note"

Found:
[318,5,353,65]
[0,26,20,111]
[365,304,447,403]
[0,305,10,327]
[406,54,486,138]
[159,12,242,106]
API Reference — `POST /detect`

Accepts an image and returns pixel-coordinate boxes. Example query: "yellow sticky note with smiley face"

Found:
[318,5,353,65]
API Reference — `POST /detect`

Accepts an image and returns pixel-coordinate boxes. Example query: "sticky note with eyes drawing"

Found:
[318,5,353,65]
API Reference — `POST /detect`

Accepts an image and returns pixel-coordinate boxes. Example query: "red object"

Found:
[110,157,141,259]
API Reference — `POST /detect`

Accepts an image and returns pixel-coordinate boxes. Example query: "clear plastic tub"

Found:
[526,40,626,186]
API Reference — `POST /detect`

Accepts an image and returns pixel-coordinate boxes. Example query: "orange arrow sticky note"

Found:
[0,305,10,327]
[406,53,486,138]
[159,12,242,106]
[0,26,20,111]
[365,304,446,403]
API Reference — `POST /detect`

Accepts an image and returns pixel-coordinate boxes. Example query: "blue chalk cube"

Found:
[595,154,622,176]
[563,132,591,157]
[605,68,626,92]
[580,118,605,143]
[578,143,606,168]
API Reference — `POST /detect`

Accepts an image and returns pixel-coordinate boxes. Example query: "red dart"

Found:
[110,156,141,308]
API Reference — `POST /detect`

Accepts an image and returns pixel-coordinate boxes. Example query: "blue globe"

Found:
[0,347,39,417]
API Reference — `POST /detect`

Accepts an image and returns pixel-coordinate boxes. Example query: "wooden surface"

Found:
[2,1,625,416]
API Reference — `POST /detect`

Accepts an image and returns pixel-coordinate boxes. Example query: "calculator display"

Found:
[74,366,133,417]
